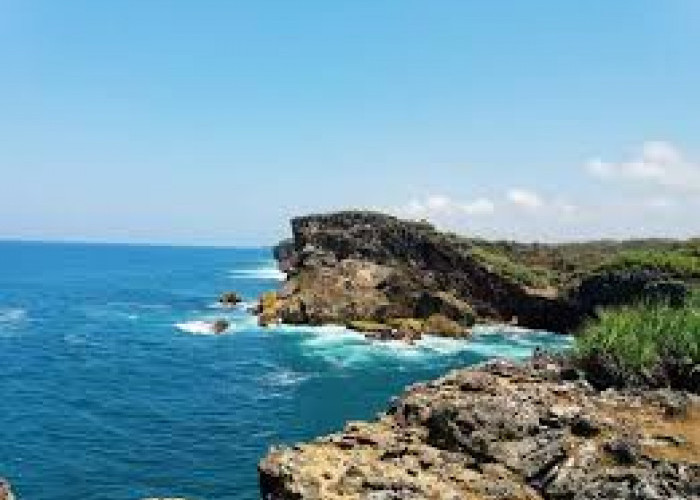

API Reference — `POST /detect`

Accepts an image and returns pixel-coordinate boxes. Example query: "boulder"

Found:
[212,319,229,334]
[218,291,242,306]
[0,478,14,500]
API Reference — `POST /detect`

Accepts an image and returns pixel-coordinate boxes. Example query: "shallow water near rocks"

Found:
[0,242,571,500]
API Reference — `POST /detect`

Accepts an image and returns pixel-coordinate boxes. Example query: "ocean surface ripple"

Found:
[0,242,571,500]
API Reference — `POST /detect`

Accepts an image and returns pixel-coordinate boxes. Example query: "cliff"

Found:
[259,356,699,500]
[264,211,583,336]
[259,211,699,337]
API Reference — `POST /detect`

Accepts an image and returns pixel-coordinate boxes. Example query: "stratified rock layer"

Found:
[259,358,699,500]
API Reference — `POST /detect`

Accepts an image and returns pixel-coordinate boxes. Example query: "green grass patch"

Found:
[575,300,700,390]
[469,245,556,289]
[595,249,700,279]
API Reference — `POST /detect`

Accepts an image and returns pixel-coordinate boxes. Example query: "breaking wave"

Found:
[229,266,286,281]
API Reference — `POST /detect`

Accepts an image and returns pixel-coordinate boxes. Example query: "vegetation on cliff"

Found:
[575,293,700,391]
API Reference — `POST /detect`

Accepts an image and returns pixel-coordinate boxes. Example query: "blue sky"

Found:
[1,1,698,245]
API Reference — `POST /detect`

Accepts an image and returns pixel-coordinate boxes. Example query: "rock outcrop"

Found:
[0,478,14,500]
[262,211,582,335]
[259,356,699,500]
[218,291,242,307]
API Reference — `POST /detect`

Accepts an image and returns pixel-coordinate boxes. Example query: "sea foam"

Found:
[229,266,286,281]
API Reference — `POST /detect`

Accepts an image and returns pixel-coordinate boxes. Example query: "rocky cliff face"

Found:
[259,356,699,500]
[266,211,582,334]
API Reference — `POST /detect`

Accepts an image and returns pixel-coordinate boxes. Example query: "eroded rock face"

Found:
[259,358,699,500]
[267,212,582,334]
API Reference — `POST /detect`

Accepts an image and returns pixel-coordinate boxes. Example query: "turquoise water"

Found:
[0,242,571,500]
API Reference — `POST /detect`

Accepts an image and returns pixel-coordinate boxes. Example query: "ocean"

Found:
[0,241,571,500]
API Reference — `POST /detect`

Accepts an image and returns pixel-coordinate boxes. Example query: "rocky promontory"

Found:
[259,356,699,499]
[257,211,698,338]
[259,212,583,337]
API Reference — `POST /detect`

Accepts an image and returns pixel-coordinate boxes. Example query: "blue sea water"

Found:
[0,242,572,500]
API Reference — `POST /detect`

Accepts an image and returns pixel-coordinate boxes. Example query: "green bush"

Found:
[597,249,700,279]
[575,301,700,390]
[469,246,555,289]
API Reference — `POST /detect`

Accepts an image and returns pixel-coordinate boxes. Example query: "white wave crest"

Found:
[0,307,28,337]
[266,323,571,368]
[0,308,27,324]
[175,315,258,335]
[259,368,315,387]
[175,320,232,335]
[229,266,286,281]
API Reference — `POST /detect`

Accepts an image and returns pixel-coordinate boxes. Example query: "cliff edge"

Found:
[259,356,699,499]
[262,211,582,335]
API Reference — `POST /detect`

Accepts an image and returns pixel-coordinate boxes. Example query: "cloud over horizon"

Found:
[388,140,696,242]
[586,140,700,193]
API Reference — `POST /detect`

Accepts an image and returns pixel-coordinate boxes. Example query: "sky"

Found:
[0,1,698,246]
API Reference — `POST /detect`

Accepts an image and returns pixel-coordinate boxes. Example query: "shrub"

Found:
[575,301,700,391]
[469,246,555,289]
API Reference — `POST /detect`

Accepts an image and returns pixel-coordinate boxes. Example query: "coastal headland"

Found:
[256,211,695,339]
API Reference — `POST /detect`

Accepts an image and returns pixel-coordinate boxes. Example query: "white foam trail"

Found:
[175,314,258,335]
[175,320,237,335]
[265,323,572,368]
[175,320,217,335]
[259,368,315,387]
[0,308,28,337]
[0,308,27,324]
[229,266,286,281]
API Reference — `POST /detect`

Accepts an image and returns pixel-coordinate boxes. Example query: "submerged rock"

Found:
[0,478,14,500]
[259,358,700,500]
[212,319,229,334]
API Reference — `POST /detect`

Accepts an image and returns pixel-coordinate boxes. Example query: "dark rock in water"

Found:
[259,358,700,500]
[218,291,242,306]
[0,478,14,500]
[212,319,229,334]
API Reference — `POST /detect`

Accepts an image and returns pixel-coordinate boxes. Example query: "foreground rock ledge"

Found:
[259,358,699,500]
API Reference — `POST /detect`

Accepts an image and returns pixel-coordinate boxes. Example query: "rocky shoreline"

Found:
[259,355,699,500]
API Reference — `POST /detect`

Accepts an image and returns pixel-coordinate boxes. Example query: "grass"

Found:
[575,296,700,390]
[469,245,556,289]
[595,248,700,279]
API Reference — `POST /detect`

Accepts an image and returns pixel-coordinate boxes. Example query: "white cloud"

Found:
[397,194,495,218]
[645,197,677,211]
[586,140,700,192]
[425,195,452,213]
[461,198,496,215]
[506,188,544,210]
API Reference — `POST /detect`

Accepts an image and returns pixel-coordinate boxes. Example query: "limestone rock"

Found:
[259,358,700,500]
[262,212,584,335]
